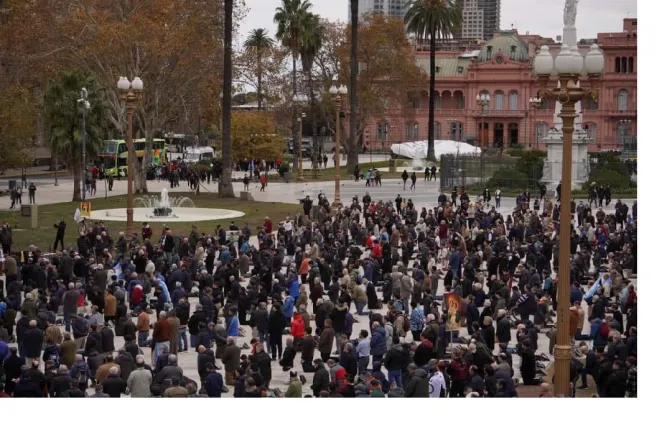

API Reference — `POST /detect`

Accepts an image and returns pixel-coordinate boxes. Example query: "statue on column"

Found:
[564,0,578,27]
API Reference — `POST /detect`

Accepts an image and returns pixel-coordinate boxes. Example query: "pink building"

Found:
[363,18,637,152]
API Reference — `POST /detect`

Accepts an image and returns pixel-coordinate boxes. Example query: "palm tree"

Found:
[43,70,106,202]
[274,0,312,169]
[244,28,274,111]
[299,13,324,172]
[220,0,235,197]
[348,0,359,174]
[404,0,461,162]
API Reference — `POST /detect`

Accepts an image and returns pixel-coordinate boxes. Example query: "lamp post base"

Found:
[126,208,134,236]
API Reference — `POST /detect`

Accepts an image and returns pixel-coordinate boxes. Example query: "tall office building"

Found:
[352,0,407,21]
[456,0,500,40]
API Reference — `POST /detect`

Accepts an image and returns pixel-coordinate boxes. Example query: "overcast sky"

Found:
[238,0,638,43]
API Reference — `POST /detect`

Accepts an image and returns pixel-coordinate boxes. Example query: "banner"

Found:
[444,292,461,331]
[80,202,92,217]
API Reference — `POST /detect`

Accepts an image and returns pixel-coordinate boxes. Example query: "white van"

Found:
[183,146,215,163]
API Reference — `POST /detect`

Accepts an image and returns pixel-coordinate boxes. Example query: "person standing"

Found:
[28,182,36,204]
[410,172,417,190]
[401,170,409,190]
[53,219,66,252]
[152,311,172,366]
[430,165,437,181]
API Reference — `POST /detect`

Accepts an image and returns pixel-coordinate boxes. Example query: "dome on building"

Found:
[477,31,529,62]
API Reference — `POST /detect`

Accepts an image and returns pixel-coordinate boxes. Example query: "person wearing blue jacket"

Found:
[288,276,300,299]
[227,308,240,340]
[204,363,224,397]
[589,317,607,348]
[282,295,295,327]
[370,322,387,363]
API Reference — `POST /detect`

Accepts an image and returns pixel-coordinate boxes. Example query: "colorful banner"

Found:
[444,292,461,331]
[80,202,92,217]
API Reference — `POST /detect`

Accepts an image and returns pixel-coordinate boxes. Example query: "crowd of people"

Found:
[0,183,637,398]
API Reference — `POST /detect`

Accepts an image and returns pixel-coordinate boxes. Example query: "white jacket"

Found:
[429,371,446,398]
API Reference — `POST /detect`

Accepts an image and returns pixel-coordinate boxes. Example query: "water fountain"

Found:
[132,188,196,218]
[89,187,245,223]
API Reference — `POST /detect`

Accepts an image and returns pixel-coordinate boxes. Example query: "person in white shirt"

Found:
[428,360,447,398]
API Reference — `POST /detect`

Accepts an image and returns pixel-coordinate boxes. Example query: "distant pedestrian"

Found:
[28,183,36,204]
[410,172,417,190]
[401,170,409,190]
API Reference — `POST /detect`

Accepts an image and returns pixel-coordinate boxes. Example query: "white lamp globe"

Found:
[534,45,554,75]
[338,84,348,95]
[554,44,574,75]
[329,85,338,95]
[131,76,144,91]
[585,44,605,75]
[569,46,584,75]
[117,76,131,91]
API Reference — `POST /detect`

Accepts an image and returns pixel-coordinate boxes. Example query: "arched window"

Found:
[455,91,465,109]
[628,56,634,73]
[584,123,597,140]
[617,122,629,145]
[584,97,598,110]
[494,90,505,110]
[433,92,442,110]
[406,122,419,140]
[617,89,629,111]
[434,122,441,139]
[509,91,519,110]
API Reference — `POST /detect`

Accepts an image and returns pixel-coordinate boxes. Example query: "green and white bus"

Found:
[98,138,166,177]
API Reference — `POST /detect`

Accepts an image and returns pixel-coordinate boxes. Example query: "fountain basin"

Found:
[89,207,245,223]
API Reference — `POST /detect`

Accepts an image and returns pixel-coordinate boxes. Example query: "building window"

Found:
[450,122,463,141]
[478,90,489,111]
[434,122,441,139]
[617,122,629,145]
[376,122,389,141]
[410,97,420,109]
[406,122,419,140]
[509,91,519,110]
[617,89,629,111]
[535,122,549,140]
[615,57,621,73]
[628,56,634,73]
[455,92,465,109]
[494,91,504,110]
[585,97,598,110]
[584,123,597,140]
[434,92,442,110]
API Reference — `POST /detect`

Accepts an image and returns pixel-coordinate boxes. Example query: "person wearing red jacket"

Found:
[263,217,272,234]
[290,312,305,350]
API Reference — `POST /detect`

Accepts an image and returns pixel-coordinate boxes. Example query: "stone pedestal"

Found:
[541,127,590,191]
[240,191,254,201]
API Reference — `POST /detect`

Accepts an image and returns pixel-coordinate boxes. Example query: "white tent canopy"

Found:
[390,140,481,159]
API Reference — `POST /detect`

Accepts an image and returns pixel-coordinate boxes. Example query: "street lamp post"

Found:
[78,88,90,201]
[534,43,604,397]
[329,84,348,208]
[529,96,541,148]
[296,112,306,182]
[476,93,490,149]
[117,76,144,237]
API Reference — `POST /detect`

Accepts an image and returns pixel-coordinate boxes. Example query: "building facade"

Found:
[456,0,501,40]
[354,0,407,20]
[362,18,637,153]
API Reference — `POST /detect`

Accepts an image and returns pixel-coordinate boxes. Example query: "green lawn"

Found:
[0,193,301,250]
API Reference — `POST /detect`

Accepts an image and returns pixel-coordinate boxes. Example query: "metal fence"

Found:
[439,153,610,192]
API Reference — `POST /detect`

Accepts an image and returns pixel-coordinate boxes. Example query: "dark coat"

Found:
[205,371,225,397]
[496,316,511,344]
[23,327,44,358]
[102,374,127,397]
[100,327,115,353]
[222,344,242,373]
[311,363,330,395]
[404,369,429,397]
[252,351,272,385]
[481,325,496,351]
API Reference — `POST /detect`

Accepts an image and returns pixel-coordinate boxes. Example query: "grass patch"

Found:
[0,193,301,250]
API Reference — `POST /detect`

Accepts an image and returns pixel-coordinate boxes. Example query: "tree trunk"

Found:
[348,0,359,174]
[309,71,318,173]
[72,161,82,202]
[257,51,263,111]
[427,31,437,162]
[219,0,235,197]
[136,132,152,194]
[291,55,298,170]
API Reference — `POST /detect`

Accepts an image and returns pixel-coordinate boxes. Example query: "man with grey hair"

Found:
[23,319,43,367]
[50,365,75,397]
[126,355,152,397]
[156,354,183,385]
[63,282,80,333]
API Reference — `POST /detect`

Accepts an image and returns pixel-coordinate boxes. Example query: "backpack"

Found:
[599,321,610,339]
[402,316,410,333]
[76,366,88,386]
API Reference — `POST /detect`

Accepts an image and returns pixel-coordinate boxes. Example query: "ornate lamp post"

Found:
[529,96,542,148]
[292,94,308,182]
[535,43,604,397]
[329,84,348,208]
[476,93,490,148]
[117,76,144,237]
[77,89,90,200]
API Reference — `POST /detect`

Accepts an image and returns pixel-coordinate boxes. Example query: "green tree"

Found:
[348,0,359,174]
[244,28,275,111]
[300,13,324,168]
[274,0,313,169]
[43,71,106,202]
[404,0,461,161]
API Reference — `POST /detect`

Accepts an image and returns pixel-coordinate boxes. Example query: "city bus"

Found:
[98,138,166,177]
